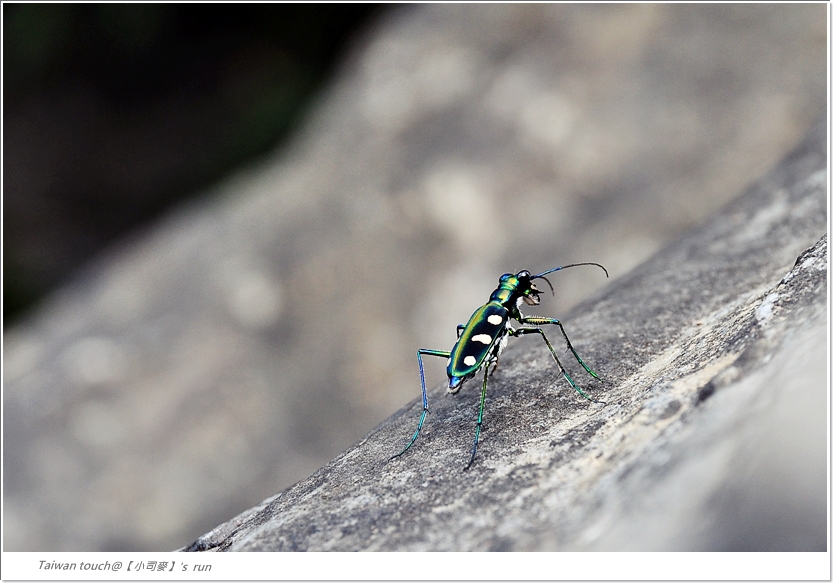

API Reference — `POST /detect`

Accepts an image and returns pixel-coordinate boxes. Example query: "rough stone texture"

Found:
[184,121,826,552]
[3,4,826,551]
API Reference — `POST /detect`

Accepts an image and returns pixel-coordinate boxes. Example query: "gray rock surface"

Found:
[184,121,826,552]
[3,4,826,551]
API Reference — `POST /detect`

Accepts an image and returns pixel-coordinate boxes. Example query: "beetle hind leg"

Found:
[390,348,451,461]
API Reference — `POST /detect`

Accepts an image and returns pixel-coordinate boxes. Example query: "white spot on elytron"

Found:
[472,334,491,345]
[464,355,477,366]
[487,314,503,325]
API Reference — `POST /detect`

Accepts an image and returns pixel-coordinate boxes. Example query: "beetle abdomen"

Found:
[448,302,509,380]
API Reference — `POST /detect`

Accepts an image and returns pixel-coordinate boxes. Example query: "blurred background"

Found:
[3,4,826,551]
[4,4,384,324]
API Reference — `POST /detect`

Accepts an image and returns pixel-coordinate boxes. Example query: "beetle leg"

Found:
[390,348,451,461]
[514,327,605,405]
[465,361,492,470]
[519,316,600,378]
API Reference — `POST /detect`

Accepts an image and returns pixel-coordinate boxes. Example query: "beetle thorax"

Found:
[489,277,522,308]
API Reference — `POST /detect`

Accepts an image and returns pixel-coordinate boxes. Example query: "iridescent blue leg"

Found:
[513,327,606,405]
[465,361,492,470]
[520,316,600,378]
[390,348,450,460]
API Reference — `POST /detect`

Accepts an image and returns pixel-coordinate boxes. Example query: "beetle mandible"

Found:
[390,263,609,469]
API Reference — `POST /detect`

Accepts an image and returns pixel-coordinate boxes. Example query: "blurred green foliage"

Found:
[3,4,384,323]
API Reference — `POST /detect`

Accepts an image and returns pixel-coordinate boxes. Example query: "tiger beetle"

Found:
[391,263,609,470]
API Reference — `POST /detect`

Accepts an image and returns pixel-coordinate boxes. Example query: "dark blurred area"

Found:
[4,3,385,324]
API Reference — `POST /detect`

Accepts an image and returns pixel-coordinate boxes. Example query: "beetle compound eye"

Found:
[517,270,530,279]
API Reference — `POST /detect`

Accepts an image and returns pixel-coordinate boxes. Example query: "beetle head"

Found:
[512,269,545,305]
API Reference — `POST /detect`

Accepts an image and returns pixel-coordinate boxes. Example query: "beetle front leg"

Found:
[519,316,600,378]
[511,327,605,405]
[390,348,451,461]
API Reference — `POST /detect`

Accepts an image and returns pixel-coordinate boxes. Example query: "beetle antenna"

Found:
[532,262,609,280]
[538,275,555,295]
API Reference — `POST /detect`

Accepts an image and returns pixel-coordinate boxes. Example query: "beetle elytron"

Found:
[391,263,609,469]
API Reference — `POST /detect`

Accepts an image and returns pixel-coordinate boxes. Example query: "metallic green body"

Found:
[391,263,609,469]
[448,302,509,384]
